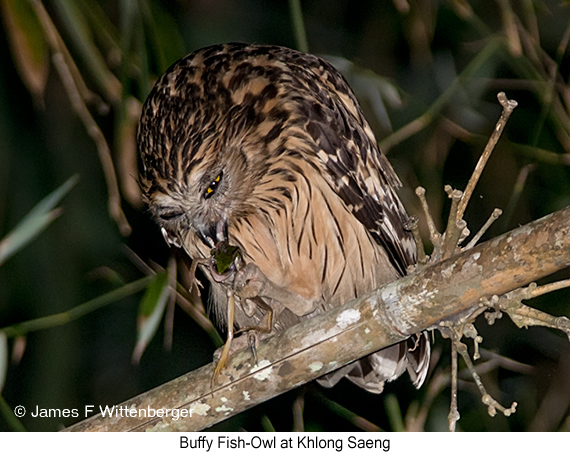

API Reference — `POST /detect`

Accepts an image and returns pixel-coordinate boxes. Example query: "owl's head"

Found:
[138,42,356,257]
[138,44,281,255]
[139,115,261,255]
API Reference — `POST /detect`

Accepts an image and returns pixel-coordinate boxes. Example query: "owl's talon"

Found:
[248,332,258,365]
[211,332,259,387]
[234,263,268,299]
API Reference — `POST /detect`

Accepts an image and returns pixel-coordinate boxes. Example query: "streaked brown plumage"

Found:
[138,43,430,393]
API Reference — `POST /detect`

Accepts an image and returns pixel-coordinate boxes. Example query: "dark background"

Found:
[1,0,569,431]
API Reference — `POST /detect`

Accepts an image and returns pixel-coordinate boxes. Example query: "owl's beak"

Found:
[197,218,228,248]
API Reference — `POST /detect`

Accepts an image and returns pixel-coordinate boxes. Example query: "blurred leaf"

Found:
[82,0,122,62]
[88,266,127,286]
[118,0,138,90]
[0,395,26,432]
[260,414,276,432]
[0,331,7,393]
[384,393,405,432]
[51,0,121,103]
[116,97,144,208]
[310,390,381,431]
[288,0,308,53]
[326,55,403,133]
[117,0,149,102]
[146,0,185,72]
[10,336,26,366]
[0,175,79,267]
[1,275,153,338]
[132,271,170,363]
[0,0,49,105]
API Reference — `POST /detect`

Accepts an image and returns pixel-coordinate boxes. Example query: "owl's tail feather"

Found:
[317,332,431,394]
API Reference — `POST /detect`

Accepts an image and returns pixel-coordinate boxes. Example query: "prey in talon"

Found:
[209,241,242,282]
[207,240,274,387]
[209,241,272,387]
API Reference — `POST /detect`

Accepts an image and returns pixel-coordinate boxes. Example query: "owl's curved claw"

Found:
[212,294,274,388]
[234,263,317,317]
[235,296,273,335]
[233,263,268,299]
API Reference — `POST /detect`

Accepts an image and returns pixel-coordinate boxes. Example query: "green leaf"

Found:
[0,0,49,104]
[288,0,308,53]
[132,271,170,363]
[384,393,405,432]
[51,0,121,103]
[145,0,185,72]
[0,395,26,432]
[81,0,121,56]
[0,332,7,394]
[1,275,153,338]
[0,175,79,267]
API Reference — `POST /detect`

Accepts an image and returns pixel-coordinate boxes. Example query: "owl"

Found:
[138,43,430,393]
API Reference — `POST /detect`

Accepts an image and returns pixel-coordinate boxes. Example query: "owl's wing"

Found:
[304,98,416,276]
[304,90,431,392]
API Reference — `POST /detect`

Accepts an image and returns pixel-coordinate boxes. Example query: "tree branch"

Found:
[64,205,570,432]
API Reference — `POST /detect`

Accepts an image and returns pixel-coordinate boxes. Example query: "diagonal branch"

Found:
[64,205,570,432]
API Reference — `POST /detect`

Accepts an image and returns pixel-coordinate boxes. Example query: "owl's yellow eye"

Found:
[204,172,223,199]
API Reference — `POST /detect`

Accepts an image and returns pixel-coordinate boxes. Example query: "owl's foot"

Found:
[212,332,253,386]
[233,263,267,300]
[211,292,274,387]
[235,296,273,366]
[212,328,265,386]
[234,263,317,316]
[236,296,273,335]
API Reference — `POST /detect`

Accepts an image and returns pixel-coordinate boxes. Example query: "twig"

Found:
[405,215,427,265]
[30,0,104,107]
[456,92,518,221]
[485,282,570,341]
[52,54,130,235]
[455,339,517,418]
[31,0,131,236]
[288,0,309,53]
[440,320,516,430]
[530,279,570,298]
[442,186,465,259]
[441,276,570,427]
[63,205,570,431]
[415,186,442,255]
[464,208,502,250]
[121,246,223,347]
[448,340,460,432]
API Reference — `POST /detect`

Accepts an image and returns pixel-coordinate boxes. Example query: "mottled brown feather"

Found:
[138,43,430,393]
